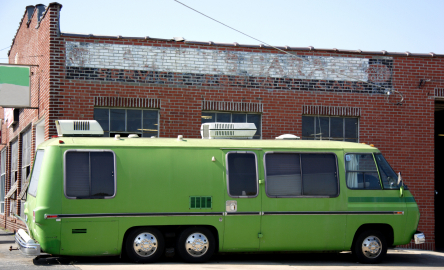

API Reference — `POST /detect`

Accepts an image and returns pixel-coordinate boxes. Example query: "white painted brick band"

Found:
[66,42,387,82]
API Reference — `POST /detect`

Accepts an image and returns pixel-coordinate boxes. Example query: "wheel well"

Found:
[121,225,220,255]
[351,224,394,250]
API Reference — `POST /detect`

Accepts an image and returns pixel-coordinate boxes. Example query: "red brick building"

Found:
[1,3,443,251]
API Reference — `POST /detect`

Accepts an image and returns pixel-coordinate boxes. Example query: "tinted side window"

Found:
[65,151,115,199]
[265,153,338,197]
[301,154,338,196]
[266,153,301,196]
[227,152,257,197]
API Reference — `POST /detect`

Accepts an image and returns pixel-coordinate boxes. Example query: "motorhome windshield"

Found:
[374,153,400,189]
[28,150,45,197]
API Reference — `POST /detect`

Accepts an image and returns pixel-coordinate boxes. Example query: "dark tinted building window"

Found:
[65,151,115,199]
[302,116,358,142]
[94,108,159,138]
[227,152,258,197]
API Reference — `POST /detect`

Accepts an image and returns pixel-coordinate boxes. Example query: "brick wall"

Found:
[54,35,442,250]
[1,3,443,251]
[0,3,58,232]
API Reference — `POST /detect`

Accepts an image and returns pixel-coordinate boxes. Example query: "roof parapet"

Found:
[25,6,35,23]
[35,4,46,23]
[59,32,444,58]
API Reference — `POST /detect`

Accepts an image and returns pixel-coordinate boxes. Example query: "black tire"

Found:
[353,230,387,264]
[125,227,164,263]
[176,226,216,263]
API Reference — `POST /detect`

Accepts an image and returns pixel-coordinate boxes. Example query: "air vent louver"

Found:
[190,196,212,209]
[73,121,90,131]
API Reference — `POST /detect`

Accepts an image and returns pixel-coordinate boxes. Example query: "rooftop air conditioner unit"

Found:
[55,120,104,137]
[201,123,257,139]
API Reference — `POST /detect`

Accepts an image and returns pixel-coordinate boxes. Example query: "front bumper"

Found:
[414,231,425,244]
[15,229,41,256]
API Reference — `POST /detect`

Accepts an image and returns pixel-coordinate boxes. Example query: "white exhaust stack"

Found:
[201,123,256,139]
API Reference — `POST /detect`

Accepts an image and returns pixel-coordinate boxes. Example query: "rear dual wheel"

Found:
[176,227,215,263]
[125,227,164,263]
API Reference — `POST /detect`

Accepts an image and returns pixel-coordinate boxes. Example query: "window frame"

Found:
[263,151,340,198]
[10,140,18,188]
[94,107,160,138]
[225,151,259,198]
[0,148,6,214]
[20,128,32,217]
[202,111,262,139]
[302,115,359,142]
[64,149,117,200]
[344,152,384,190]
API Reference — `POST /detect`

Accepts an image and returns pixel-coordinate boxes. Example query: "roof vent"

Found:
[275,134,300,140]
[55,120,104,137]
[201,123,256,139]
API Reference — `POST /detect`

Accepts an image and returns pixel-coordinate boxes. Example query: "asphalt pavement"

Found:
[1,228,444,269]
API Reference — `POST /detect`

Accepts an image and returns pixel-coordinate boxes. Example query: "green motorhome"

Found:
[15,120,425,264]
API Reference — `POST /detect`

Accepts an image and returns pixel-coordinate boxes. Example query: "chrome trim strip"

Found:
[225,212,261,216]
[263,211,404,215]
[45,212,225,219]
[44,211,403,219]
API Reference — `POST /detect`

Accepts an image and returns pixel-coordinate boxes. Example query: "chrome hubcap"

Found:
[362,235,382,258]
[133,232,157,257]
[185,232,209,257]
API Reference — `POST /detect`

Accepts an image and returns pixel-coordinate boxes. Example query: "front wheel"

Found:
[125,227,165,263]
[353,230,387,264]
[176,226,216,263]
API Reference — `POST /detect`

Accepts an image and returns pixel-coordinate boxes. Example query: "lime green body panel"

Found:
[27,146,63,255]
[25,138,420,256]
[404,190,421,244]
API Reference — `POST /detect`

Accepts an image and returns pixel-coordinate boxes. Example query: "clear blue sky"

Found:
[1,0,443,64]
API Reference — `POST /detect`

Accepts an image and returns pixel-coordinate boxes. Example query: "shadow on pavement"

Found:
[30,250,444,267]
